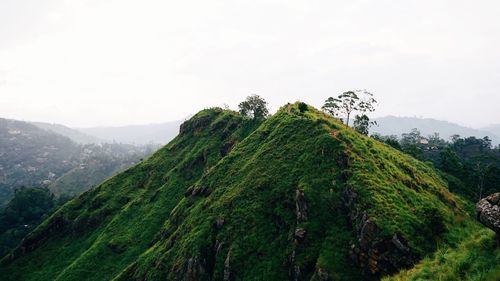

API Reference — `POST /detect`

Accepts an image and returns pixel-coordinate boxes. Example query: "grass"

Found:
[1,103,496,281]
[384,226,499,281]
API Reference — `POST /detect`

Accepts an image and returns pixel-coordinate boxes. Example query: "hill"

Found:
[31,122,104,144]
[47,143,157,197]
[0,118,79,206]
[372,116,499,145]
[482,124,500,141]
[78,119,185,145]
[0,104,495,280]
[0,118,156,207]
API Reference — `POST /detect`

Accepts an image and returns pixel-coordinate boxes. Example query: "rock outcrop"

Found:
[476,193,500,236]
[343,187,416,276]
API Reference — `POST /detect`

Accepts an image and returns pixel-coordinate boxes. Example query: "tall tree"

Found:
[238,94,269,120]
[322,90,377,127]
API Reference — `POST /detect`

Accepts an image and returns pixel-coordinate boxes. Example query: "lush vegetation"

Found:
[385,227,499,281]
[0,187,69,257]
[0,118,157,206]
[372,130,500,202]
[1,103,492,280]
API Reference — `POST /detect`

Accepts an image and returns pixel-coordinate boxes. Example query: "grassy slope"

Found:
[385,228,500,281]
[0,103,491,280]
[0,108,260,281]
[115,104,470,280]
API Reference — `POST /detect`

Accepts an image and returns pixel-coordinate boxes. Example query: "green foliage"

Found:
[372,133,402,150]
[0,108,261,280]
[377,129,500,202]
[0,187,60,257]
[0,104,491,281]
[322,90,376,126]
[384,227,500,281]
[298,102,308,113]
[0,118,156,206]
[238,94,269,119]
[353,114,376,135]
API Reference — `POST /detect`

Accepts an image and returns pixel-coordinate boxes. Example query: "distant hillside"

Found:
[31,122,103,144]
[373,116,499,144]
[0,118,156,207]
[482,124,500,139]
[2,104,496,280]
[0,118,78,206]
[78,119,185,145]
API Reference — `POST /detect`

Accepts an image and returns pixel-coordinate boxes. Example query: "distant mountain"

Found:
[78,119,185,145]
[31,121,104,144]
[372,116,500,145]
[0,118,156,207]
[0,118,78,206]
[481,124,500,139]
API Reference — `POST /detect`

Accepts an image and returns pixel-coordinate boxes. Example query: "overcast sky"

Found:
[1,0,499,128]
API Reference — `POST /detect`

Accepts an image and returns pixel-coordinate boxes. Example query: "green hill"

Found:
[0,104,494,280]
[0,118,155,206]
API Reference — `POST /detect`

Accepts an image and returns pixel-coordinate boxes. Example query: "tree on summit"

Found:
[322,90,377,127]
[238,94,269,120]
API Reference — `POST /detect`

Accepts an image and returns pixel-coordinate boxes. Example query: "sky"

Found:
[1,0,499,128]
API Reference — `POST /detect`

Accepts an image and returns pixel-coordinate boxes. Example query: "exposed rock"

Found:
[313,267,331,281]
[358,214,378,249]
[294,227,306,240]
[220,140,236,156]
[179,115,212,135]
[187,185,210,197]
[181,256,205,281]
[288,250,300,281]
[295,190,308,223]
[392,233,410,253]
[476,193,500,235]
[215,217,225,229]
[343,188,416,276]
[223,249,231,281]
[213,241,225,260]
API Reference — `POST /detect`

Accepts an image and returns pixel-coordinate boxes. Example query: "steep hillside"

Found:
[385,228,499,281]
[47,143,157,197]
[0,118,79,206]
[0,104,479,280]
[0,118,156,206]
[0,108,260,280]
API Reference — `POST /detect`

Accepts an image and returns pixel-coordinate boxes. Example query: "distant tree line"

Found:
[372,130,500,201]
[0,187,72,258]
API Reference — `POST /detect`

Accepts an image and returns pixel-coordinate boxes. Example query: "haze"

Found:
[1,0,499,128]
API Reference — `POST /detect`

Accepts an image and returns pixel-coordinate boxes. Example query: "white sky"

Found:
[1,0,499,127]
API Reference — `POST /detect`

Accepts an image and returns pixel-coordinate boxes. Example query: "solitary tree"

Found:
[238,94,269,119]
[322,90,377,127]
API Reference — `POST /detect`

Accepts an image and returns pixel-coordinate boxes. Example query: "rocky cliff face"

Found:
[343,187,417,276]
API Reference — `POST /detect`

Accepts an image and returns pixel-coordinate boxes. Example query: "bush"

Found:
[298,102,308,113]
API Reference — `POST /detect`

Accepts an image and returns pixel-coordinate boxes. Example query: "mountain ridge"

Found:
[372,115,499,145]
[77,119,186,145]
[0,104,493,280]
[31,122,104,144]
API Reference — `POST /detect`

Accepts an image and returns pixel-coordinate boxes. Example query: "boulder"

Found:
[476,193,500,235]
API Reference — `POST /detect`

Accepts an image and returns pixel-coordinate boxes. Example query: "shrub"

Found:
[298,102,308,113]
